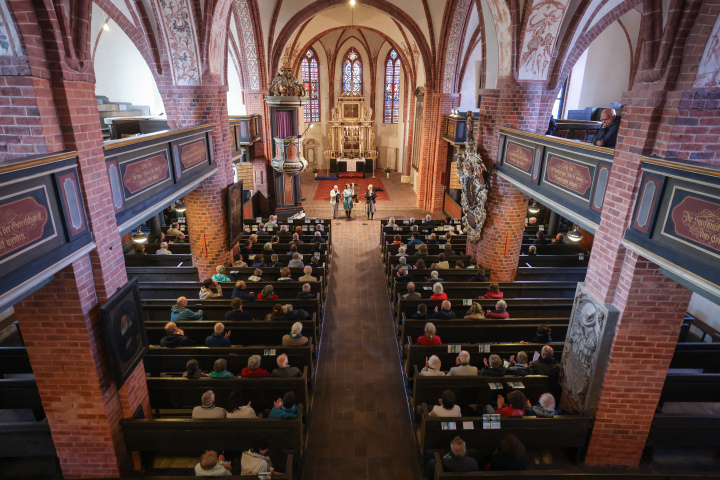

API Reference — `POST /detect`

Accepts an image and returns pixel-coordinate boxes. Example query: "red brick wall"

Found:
[585,251,692,466]
[14,261,135,478]
[162,85,234,279]
[467,172,528,281]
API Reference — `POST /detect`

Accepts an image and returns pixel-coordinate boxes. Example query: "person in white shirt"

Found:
[429,389,462,417]
[226,392,260,418]
[330,185,340,219]
[194,450,231,476]
[298,266,317,282]
[420,355,445,376]
[156,242,172,255]
[191,391,227,419]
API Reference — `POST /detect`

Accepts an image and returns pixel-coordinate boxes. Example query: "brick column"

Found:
[584,252,692,465]
[416,89,458,211]
[9,77,150,477]
[468,80,551,279]
[162,85,234,279]
[467,173,527,281]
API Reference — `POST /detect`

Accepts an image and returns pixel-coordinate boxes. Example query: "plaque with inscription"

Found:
[668,193,720,255]
[545,156,593,196]
[505,143,533,172]
[180,140,207,169]
[0,192,53,263]
[122,154,170,195]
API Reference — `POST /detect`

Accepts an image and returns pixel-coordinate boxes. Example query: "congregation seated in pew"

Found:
[297,283,314,299]
[486,300,509,319]
[209,358,234,378]
[161,321,196,347]
[206,322,232,347]
[269,392,298,419]
[417,322,442,345]
[171,296,204,321]
[272,354,301,377]
[242,355,269,377]
[432,300,456,320]
[226,298,253,321]
[282,322,309,347]
[448,351,478,376]
[195,449,232,476]
[192,390,226,419]
[200,278,223,299]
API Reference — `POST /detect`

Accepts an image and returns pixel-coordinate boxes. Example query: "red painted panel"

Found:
[671,196,720,254]
[180,140,207,169]
[545,156,592,195]
[0,197,49,259]
[123,154,169,195]
[505,143,533,172]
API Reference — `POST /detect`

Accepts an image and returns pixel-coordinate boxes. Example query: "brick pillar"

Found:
[162,85,233,279]
[8,76,151,477]
[416,89,458,211]
[467,172,528,281]
[467,80,550,279]
[584,252,692,465]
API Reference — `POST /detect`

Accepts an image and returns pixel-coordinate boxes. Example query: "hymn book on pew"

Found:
[264,349,276,356]
[483,414,501,429]
[448,345,461,353]
[488,382,503,390]
[441,422,457,430]
[479,344,490,353]
[507,381,525,389]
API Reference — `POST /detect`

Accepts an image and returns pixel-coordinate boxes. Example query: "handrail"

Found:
[103,123,215,150]
[499,126,615,154]
[0,150,78,174]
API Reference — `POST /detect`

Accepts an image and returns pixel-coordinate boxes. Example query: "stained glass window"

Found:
[301,49,320,123]
[384,49,401,124]
[342,48,362,94]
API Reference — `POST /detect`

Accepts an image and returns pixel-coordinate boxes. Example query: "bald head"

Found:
[164,322,178,335]
[406,282,415,292]
[441,300,451,311]
[542,345,554,359]
[600,108,616,126]
[177,296,188,307]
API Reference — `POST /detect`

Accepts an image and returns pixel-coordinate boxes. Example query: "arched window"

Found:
[342,48,362,94]
[301,49,320,122]
[384,49,401,124]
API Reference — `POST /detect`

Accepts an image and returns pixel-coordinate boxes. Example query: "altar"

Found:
[324,92,377,178]
[338,158,365,172]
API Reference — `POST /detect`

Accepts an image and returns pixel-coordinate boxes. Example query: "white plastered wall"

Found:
[688,293,720,341]
[298,41,331,171]
[374,42,406,172]
[92,3,164,115]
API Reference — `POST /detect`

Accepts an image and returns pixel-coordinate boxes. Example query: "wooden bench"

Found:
[226,267,328,287]
[518,254,589,268]
[515,267,587,282]
[146,367,310,416]
[142,298,322,322]
[138,280,324,304]
[125,254,195,267]
[386,244,467,256]
[144,345,314,379]
[643,414,720,461]
[519,243,586,255]
[0,421,57,458]
[419,405,592,462]
[396,298,573,326]
[400,321,569,347]
[0,346,33,376]
[145,319,318,346]
[659,373,720,403]
[670,342,720,372]
[411,366,559,416]
[404,342,565,378]
[121,410,299,471]
[127,266,199,282]
[0,378,45,420]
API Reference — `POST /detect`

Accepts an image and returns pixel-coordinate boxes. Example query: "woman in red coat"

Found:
[486,300,510,319]
[483,282,504,299]
[429,282,448,299]
[417,322,442,345]
[257,285,279,300]
[240,355,269,377]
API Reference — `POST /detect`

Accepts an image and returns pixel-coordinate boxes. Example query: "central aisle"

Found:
[302,218,422,479]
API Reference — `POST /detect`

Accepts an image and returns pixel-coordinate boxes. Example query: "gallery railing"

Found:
[103,124,217,235]
[0,152,95,311]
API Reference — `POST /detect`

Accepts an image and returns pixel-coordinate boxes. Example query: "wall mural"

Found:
[236,0,260,90]
[694,13,720,89]
[443,0,473,93]
[518,0,570,82]
[157,0,201,85]
[0,0,22,56]
[455,112,488,241]
[486,0,512,77]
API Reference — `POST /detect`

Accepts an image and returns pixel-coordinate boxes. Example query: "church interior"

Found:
[1,0,720,479]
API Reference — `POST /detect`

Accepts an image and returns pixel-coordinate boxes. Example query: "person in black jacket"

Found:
[530,345,560,383]
[421,214,435,227]
[480,354,506,377]
[432,300,456,320]
[160,322,196,348]
[426,436,479,480]
[231,280,256,301]
[296,283,315,299]
[591,108,622,148]
[488,434,526,471]
[533,232,548,245]
[396,267,414,283]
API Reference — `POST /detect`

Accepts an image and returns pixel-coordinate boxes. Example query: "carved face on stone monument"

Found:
[571,301,599,368]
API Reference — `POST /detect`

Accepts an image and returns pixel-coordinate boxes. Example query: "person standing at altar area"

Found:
[365,184,377,221]
[330,185,340,219]
[342,183,354,220]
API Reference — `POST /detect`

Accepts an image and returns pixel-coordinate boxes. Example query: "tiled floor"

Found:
[300,171,436,480]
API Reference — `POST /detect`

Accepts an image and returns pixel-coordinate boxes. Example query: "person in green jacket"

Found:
[208,358,234,378]
[212,265,232,283]
[170,297,203,321]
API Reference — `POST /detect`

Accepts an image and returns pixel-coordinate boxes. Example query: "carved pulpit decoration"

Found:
[455,113,488,242]
[561,283,619,415]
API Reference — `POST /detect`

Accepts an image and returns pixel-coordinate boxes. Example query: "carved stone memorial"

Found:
[561,283,620,414]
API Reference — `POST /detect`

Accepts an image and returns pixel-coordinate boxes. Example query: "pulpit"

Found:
[324,92,377,177]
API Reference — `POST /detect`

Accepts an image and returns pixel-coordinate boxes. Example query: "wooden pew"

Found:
[0,421,57,458]
[433,466,718,479]
[121,412,300,469]
[390,270,490,288]
[386,244,467,256]
[128,242,191,255]
[145,367,310,415]
[659,373,720,403]
[143,345,314,380]
[404,342,564,378]
[0,379,45,420]
[125,254,194,267]
[387,255,472,278]
[401,321,569,346]
[145,319,318,346]
[411,366,558,415]
[519,243,586,255]
[142,298,321,322]
[137,280,323,303]
[515,267,587,282]
[670,343,720,372]
[391,281,579,307]
[396,298,574,327]
[0,346,33,376]
[127,266,199,282]
[518,254,590,268]
[643,415,720,461]
[419,406,592,462]
[226,267,328,287]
